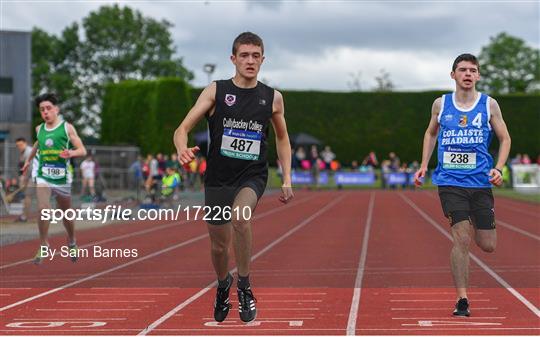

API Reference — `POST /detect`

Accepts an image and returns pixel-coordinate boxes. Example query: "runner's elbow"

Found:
[174,125,188,139]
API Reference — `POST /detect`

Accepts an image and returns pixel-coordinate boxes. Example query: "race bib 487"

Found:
[221,129,261,161]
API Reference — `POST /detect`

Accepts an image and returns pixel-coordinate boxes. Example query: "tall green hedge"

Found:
[495,94,540,160]
[285,91,540,166]
[191,89,538,165]
[153,78,193,153]
[104,84,537,164]
[102,78,192,154]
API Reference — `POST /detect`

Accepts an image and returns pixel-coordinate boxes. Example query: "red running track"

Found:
[0,190,538,335]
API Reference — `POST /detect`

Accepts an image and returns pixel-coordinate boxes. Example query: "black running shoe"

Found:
[68,244,79,263]
[33,246,48,265]
[237,287,257,323]
[213,274,233,322]
[453,298,470,316]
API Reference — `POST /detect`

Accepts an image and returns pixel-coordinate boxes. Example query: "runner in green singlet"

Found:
[22,93,87,264]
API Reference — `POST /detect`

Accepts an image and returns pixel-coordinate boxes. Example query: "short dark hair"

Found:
[35,92,59,108]
[452,53,480,72]
[232,32,264,55]
[15,137,26,143]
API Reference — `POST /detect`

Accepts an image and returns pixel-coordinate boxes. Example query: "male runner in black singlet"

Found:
[174,32,294,323]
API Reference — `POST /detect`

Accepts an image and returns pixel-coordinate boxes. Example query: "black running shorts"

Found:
[438,186,495,230]
[204,176,267,226]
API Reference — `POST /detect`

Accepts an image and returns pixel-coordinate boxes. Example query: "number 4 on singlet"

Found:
[472,113,482,128]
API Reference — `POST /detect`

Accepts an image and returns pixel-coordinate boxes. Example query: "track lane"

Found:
[352,191,539,335]
[139,191,371,335]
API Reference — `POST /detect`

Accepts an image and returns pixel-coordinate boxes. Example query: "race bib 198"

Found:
[221,129,261,161]
[42,163,66,179]
[443,152,477,169]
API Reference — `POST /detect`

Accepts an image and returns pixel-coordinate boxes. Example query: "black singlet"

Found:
[204,79,274,188]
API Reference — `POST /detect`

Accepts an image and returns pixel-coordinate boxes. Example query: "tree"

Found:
[373,69,394,92]
[31,25,83,130]
[347,71,362,92]
[477,32,540,94]
[31,4,193,137]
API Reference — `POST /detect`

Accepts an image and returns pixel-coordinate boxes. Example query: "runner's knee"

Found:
[210,240,229,256]
[453,232,471,250]
[475,230,497,253]
[478,240,496,253]
[451,217,472,249]
[231,217,250,233]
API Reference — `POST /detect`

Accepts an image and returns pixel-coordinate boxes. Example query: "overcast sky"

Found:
[2,0,539,91]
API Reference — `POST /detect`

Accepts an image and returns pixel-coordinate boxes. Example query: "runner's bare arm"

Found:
[174,82,216,165]
[271,90,294,202]
[488,98,511,186]
[414,97,441,186]
[61,123,87,158]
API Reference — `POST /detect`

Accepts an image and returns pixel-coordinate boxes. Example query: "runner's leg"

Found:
[56,193,75,244]
[207,222,232,281]
[36,183,52,246]
[231,187,258,278]
[451,220,473,299]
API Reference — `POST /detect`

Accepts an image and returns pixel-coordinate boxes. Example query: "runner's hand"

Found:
[488,168,503,187]
[178,146,200,165]
[279,184,294,204]
[413,168,427,187]
[20,161,30,177]
[59,149,72,159]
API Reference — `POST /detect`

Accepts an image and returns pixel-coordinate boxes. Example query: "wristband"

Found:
[494,168,503,175]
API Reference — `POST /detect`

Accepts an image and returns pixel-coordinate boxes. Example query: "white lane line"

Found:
[139,194,347,335]
[12,318,127,320]
[256,292,327,295]
[90,287,172,289]
[346,192,375,335]
[392,317,506,320]
[75,293,169,296]
[57,300,155,303]
[390,299,490,302]
[36,308,142,311]
[262,300,322,303]
[4,328,540,332]
[496,219,540,241]
[390,291,483,295]
[259,308,319,311]
[1,196,316,313]
[201,317,316,320]
[391,307,498,311]
[400,193,540,318]
[0,294,11,296]
[0,233,207,312]
[402,321,502,326]
[0,218,192,270]
[497,203,540,218]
